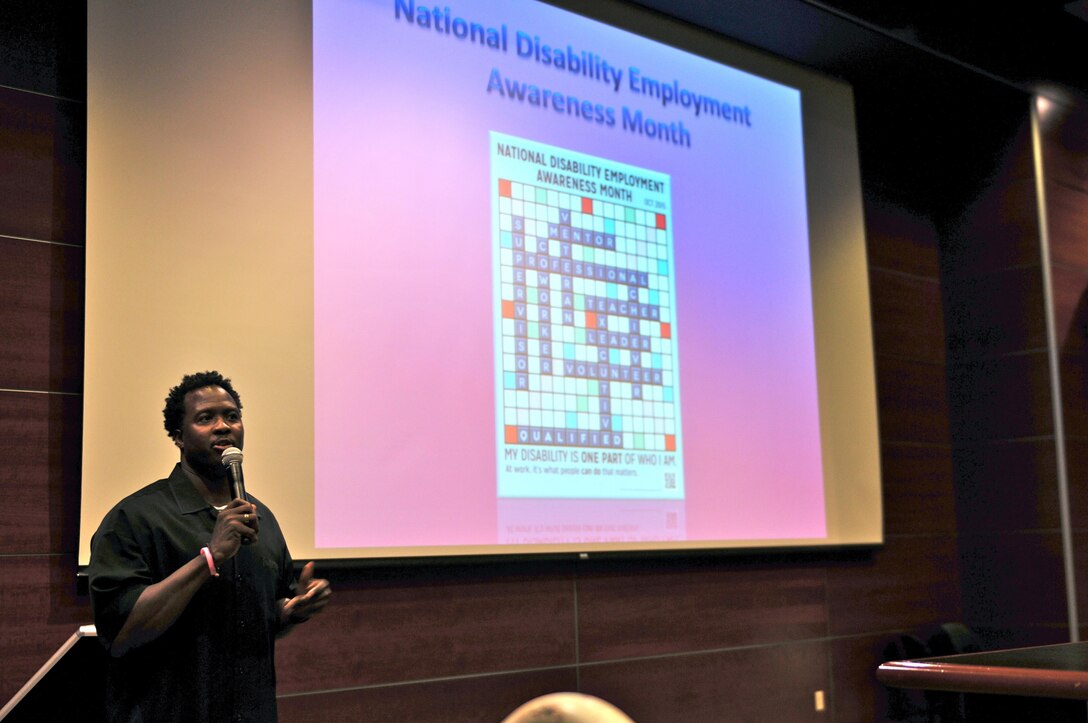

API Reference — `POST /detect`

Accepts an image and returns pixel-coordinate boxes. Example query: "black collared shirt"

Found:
[88,464,295,723]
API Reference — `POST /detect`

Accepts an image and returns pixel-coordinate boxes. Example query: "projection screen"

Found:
[81,0,880,564]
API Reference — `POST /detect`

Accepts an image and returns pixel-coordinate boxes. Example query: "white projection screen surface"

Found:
[81,0,881,565]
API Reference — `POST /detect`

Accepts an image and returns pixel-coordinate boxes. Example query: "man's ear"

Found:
[171,431,182,449]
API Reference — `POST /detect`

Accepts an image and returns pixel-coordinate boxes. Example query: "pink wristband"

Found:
[200,546,219,577]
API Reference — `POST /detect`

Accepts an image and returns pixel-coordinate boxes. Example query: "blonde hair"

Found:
[502,693,634,723]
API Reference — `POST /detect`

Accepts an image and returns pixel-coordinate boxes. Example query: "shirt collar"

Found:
[167,463,219,515]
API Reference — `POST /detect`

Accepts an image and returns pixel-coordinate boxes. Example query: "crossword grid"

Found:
[496,179,678,452]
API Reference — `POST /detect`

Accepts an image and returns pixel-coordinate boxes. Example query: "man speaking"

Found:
[87,371,331,722]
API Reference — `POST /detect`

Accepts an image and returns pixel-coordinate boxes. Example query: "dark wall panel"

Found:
[1065,438,1088,531]
[875,355,951,444]
[1042,99,1088,636]
[1047,182,1088,269]
[869,268,946,362]
[939,103,1072,650]
[579,641,829,722]
[944,177,1041,276]
[952,440,1061,533]
[1053,262,1088,355]
[945,266,1047,357]
[1060,355,1088,439]
[831,634,903,723]
[0,87,84,245]
[826,534,962,636]
[276,566,577,694]
[576,560,826,662]
[0,555,89,702]
[1073,533,1088,636]
[0,0,85,98]
[959,531,1068,630]
[0,236,83,392]
[948,352,1055,442]
[0,1,91,707]
[277,668,578,723]
[864,194,941,278]
[1041,103,1088,191]
[880,442,957,536]
[0,390,82,554]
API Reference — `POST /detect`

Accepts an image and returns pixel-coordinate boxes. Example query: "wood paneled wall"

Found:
[0,0,89,711]
[1042,101,1088,643]
[939,100,1074,650]
[1,2,1082,721]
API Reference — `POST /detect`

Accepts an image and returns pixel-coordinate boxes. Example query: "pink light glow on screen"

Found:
[313,0,825,552]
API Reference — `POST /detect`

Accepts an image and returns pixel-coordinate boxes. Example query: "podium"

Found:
[0,625,106,722]
[878,641,1088,721]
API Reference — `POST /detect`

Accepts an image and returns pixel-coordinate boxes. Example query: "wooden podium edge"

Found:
[878,657,1088,700]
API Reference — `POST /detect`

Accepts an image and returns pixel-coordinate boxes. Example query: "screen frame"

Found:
[80,0,880,567]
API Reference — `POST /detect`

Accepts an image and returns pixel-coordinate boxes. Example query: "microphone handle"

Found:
[228,462,247,502]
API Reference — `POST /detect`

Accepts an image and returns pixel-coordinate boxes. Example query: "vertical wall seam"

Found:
[1031,96,1079,641]
[573,564,581,691]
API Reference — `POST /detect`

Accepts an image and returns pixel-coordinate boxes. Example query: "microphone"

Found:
[221,446,247,502]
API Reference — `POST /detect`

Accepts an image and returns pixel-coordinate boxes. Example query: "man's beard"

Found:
[186,451,229,482]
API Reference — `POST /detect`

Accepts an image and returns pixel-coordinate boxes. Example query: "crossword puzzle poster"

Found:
[491,132,684,499]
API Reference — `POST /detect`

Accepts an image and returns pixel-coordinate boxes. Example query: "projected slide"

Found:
[492,132,683,500]
[313,0,828,551]
[80,0,879,565]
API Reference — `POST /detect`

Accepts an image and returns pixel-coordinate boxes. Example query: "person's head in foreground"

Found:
[502,692,635,723]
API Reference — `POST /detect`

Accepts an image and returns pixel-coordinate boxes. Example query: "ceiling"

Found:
[633,0,1088,105]
[809,0,1088,103]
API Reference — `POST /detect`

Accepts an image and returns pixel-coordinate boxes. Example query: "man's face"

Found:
[172,385,244,477]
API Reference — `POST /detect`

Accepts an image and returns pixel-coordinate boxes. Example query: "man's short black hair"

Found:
[163,371,243,437]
